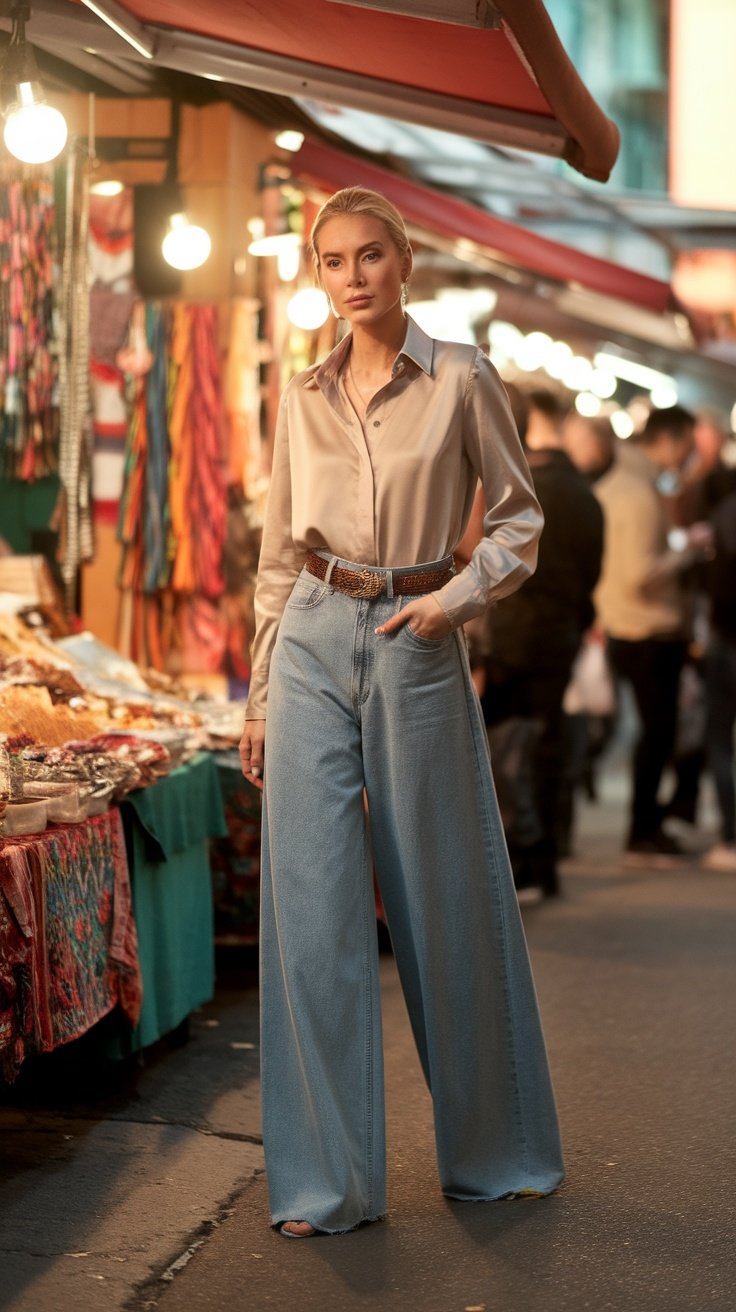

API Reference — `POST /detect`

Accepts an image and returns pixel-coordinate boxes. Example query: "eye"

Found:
[324,258,341,269]
[363,250,380,262]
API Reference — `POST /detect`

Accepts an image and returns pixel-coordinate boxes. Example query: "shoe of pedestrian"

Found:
[701,842,736,872]
[624,830,687,869]
[280,1221,318,1238]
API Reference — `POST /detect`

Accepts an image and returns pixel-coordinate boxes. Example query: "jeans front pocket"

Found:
[396,595,453,650]
[286,570,329,610]
[403,622,452,650]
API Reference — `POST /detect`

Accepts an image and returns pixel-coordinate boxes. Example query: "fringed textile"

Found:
[57,148,94,608]
[0,173,59,480]
[0,808,142,1082]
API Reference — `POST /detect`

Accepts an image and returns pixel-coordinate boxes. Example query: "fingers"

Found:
[376,595,451,640]
[239,720,266,790]
[375,606,414,637]
[240,759,264,791]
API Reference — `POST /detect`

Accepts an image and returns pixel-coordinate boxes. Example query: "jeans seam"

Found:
[403,626,451,649]
[362,838,374,1215]
[287,593,327,610]
[457,634,531,1175]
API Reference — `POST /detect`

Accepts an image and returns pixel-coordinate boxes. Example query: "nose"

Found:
[347,261,365,286]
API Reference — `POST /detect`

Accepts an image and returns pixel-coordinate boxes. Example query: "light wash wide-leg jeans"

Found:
[260,559,564,1234]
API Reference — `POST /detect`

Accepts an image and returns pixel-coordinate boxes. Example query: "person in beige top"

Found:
[240,187,563,1239]
[565,409,711,862]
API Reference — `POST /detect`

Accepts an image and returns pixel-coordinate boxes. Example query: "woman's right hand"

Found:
[239,719,266,791]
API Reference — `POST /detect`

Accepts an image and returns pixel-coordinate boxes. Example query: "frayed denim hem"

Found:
[272,1212,386,1236]
[444,1182,563,1202]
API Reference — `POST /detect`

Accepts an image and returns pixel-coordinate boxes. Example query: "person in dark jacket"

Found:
[481,389,604,897]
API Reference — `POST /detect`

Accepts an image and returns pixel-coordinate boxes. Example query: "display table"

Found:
[118,751,228,1052]
[0,809,141,1081]
[0,752,229,1077]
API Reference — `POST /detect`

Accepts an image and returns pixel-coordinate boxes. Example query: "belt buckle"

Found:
[347,568,384,599]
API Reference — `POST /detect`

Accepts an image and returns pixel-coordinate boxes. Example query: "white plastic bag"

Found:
[563,640,617,717]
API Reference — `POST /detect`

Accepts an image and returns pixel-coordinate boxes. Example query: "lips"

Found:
[346,296,372,306]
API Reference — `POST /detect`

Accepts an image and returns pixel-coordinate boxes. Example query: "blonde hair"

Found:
[309,187,412,285]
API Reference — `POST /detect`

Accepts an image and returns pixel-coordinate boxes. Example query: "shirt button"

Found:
[373,420,380,427]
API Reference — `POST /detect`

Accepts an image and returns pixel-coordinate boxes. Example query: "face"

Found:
[564,416,609,474]
[694,419,724,469]
[651,429,694,472]
[316,214,410,326]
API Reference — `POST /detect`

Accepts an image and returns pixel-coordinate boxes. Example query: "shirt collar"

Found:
[399,315,434,376]
[306,313,435,390]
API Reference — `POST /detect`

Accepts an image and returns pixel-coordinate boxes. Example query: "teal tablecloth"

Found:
[119,752,227,1052]
[210,751,262,945]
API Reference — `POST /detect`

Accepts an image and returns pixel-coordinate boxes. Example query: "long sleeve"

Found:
[244,394,304,718]
[245,328,545,712]
[434,350,544,626]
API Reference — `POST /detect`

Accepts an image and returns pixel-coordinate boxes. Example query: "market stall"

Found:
[0,611,247,1079]
[0,92,274,1080]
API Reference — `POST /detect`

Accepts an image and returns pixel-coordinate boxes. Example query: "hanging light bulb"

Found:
[162,212,211,271]
[4,86,68,163]
[1,5,68,165]
[156,104,211,272]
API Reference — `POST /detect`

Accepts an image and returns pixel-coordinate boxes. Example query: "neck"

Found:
[350,308,407,370]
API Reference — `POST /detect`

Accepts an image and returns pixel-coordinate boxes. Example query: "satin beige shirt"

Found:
[245,317,542,718]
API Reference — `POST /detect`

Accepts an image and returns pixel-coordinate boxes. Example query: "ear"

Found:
[401,251,413,283]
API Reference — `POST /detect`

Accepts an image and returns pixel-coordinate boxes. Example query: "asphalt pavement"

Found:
[1,770,735,1312]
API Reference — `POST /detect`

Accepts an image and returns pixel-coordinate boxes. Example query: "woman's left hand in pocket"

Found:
[375,594,452,640]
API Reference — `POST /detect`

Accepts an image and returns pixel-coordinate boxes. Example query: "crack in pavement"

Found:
[2,1114,263,1145]
[122,1170,266,1312]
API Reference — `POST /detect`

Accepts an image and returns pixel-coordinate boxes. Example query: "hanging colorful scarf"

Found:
[0,172,59,480]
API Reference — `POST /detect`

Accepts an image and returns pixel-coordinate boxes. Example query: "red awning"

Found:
[293,138,674,315]
[94,0,620,181]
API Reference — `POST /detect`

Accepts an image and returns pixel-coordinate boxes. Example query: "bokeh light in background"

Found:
[287,288,330,330]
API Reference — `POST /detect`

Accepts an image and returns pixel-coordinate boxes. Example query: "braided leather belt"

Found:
[305,551,454,599]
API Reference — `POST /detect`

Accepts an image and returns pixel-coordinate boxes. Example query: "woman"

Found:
[239,187,564,1238]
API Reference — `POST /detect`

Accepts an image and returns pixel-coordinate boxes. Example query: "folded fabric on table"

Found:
[0,809,142,1081]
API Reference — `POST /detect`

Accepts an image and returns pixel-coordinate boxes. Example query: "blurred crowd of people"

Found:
[463,385,736,902]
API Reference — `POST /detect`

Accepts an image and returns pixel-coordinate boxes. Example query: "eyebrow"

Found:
[320,241,385,258]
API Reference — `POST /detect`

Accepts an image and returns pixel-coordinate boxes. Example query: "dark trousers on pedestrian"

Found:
[484,664,572,895]
[705,632,736,844]
[607,635,687,846]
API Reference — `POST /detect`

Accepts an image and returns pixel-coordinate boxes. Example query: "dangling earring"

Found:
[401,281,409,310]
